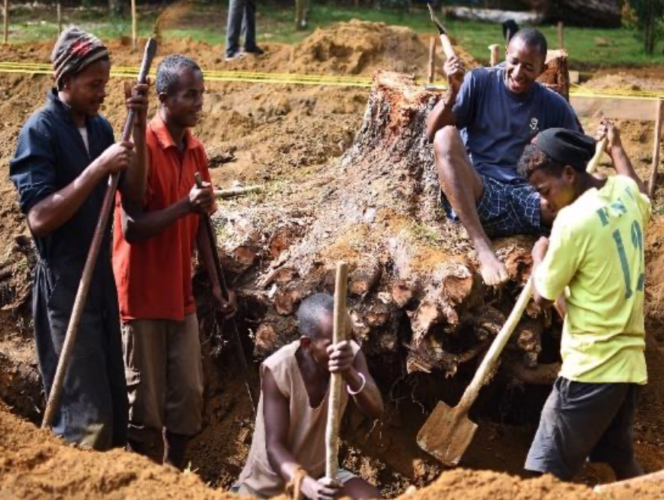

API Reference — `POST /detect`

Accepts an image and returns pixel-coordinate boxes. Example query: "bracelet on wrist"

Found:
[347,372,367,396]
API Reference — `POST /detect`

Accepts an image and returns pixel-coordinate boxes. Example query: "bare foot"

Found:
[476,247,509,286]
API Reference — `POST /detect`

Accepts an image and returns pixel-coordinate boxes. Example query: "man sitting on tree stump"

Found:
[426,28,580,286]
[233,293,384,499]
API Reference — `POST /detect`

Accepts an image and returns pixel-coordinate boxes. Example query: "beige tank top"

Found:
[234,340,360,498]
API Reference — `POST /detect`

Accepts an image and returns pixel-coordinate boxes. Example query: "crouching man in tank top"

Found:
[234,293,384,499]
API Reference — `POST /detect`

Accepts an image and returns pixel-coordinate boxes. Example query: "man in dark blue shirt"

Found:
[9,27,148,450]
[426,28,580,286]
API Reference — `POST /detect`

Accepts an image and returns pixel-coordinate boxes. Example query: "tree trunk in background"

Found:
[108,0,123,16]
[524,0,621,28]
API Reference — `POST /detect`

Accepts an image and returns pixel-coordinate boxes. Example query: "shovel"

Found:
[417,136,608,465]
[416,277,534,465]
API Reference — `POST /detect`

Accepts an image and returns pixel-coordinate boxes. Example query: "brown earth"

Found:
[1,20,664,500]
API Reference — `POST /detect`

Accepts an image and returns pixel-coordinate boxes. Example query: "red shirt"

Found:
[113,113,211,322]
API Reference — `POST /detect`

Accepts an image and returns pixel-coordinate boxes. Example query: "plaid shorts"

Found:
[442,174,543,237]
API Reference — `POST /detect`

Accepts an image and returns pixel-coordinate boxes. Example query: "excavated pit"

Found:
[1,20,664,499]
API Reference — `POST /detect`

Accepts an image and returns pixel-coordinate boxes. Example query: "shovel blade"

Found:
[416,401,478,466]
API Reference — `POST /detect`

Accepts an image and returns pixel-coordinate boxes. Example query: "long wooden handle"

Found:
[586,137,607,175]
[194,172,257,411]
[456,278,533,413]
[326,262,348,481]
[42,38,157,431]
[439,34,455,60]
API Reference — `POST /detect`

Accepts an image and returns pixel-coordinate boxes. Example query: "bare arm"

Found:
[119,82,150,203]
[28,142,133,237]
[121,196,191,243]
[342,350,383,420]
[425,55,465,143]
[263,368,338,500]
[598,119,647,195]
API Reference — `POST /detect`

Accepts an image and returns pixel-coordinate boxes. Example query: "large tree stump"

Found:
[211,71,557,384]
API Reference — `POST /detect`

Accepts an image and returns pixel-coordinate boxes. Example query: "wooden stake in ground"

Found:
[214,184,263,198]
[489,44,500,66]
[427,36,436,85]
[56,3,62,35]
[41,38,158,431]
[3,0,8,44]
[325,262,348,481]
[648,99,664,199]
[131,0,137,51]
[557,21,564,50]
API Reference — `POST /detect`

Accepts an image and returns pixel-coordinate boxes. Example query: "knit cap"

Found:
[51,27,109,90]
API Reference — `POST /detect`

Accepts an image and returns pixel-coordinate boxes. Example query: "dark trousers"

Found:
[226,0,258,55]
[33,258,127,450]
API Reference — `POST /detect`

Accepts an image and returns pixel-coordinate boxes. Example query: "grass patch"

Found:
[3,2,663,69]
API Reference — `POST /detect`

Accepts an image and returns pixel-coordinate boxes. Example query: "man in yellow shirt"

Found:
[517,123,650,481]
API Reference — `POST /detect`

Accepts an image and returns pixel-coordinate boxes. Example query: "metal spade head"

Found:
[416,400,478,466]
[427,3,448,36]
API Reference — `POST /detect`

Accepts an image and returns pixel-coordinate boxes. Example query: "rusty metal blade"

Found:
[416,400,478,466]
[427,3,447,35]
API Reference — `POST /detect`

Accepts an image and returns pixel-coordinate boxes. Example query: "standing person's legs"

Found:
[433,126,509,285]
[242,0,258,51]
[225,0,245,58]
[103,272,128,448]
[38,261,118,450]
[589,384,643,481]
[525,378,635,481]
[163,314,204,469]
[123,319,168,458]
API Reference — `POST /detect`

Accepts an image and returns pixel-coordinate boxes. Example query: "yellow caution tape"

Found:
[1,61,663,99]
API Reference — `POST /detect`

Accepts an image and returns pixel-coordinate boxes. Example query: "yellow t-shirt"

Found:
[535,175,651,384]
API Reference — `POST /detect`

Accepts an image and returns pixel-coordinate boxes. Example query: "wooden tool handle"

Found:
[456,277,533,413]
[194,172,257,411]
[194,172,230,300]
[42,38,158,430]
[439,34,456,60]
[586,137,607,175]
[325,262,348,481]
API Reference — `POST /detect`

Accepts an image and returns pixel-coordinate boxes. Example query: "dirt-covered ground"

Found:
[1,20,664,499]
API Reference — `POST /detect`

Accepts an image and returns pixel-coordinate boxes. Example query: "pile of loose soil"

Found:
[0,402,242,500]
[3,399,663,499]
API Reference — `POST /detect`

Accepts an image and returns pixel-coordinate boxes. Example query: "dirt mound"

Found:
[582,72,664,93]
[0,402,242,500]
[288,19,476,76]
[404,468,664,499]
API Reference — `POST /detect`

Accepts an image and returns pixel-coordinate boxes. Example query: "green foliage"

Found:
[628,0,664,54]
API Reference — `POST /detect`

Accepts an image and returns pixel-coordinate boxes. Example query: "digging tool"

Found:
[194,173,257,412]
[417,140,608,465]
[41,38,157,431]
[325,261,348,481]
[427,3,455,60]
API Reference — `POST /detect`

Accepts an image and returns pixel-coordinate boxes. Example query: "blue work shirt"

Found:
[8,89,127,449]
[10,89,115,263]
[453,66,581,183]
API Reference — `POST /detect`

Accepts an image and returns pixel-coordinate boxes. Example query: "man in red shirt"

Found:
[113,54,234,468]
